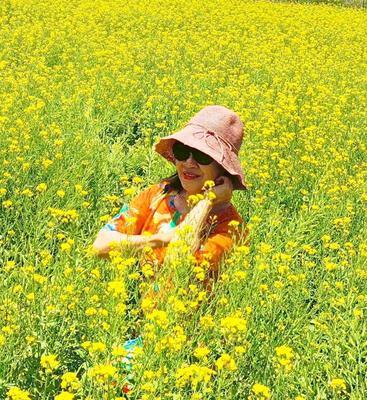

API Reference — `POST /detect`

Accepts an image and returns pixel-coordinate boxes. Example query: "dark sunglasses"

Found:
[172,142,214,165]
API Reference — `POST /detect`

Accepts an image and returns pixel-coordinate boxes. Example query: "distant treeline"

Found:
[274,0,366,8]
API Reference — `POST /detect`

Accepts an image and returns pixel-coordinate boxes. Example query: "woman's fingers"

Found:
[214,176,224,186]
[156,228,177,245]
[213,175,233,203]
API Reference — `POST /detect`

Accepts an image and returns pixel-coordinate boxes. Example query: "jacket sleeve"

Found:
[100,184,160,235]
[194,206,248,286]
[140,204,248,307]
[150,204,247,274]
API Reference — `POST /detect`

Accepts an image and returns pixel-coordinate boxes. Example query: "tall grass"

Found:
[0,0,366,399]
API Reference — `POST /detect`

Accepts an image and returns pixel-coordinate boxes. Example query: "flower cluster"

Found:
[274,345,295,373]
[1,0,366,398]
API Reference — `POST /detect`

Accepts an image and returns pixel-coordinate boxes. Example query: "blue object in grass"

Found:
[120,336,143,372]
[123,336,143,356]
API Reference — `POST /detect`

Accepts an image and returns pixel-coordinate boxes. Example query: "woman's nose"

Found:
[184,153,198,166]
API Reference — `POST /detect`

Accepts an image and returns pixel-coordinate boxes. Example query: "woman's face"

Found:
[175,149,224,195]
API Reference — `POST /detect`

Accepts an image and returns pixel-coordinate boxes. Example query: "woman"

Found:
[93,105,248,283]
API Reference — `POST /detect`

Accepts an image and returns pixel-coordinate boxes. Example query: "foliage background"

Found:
[0,0,366,399]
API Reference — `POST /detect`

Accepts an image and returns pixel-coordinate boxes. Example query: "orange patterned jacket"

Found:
[101,179,247,298]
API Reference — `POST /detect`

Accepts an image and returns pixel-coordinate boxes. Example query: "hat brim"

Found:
[154,125,247,190]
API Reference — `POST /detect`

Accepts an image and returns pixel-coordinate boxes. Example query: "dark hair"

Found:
[161,173,182,192]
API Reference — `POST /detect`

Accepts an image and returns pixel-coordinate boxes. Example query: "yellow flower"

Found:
[235,345,248,355]
[329,378,346,392]
[2,200,13,208]
[85,307,97,316]
[275,346,293,359]
[22,162,30,171]
[353,308,363,318]
[21,188,33,197]
[199,315,215,329]
[36,183,47,192]
[228,220,240,229]
[102,194,119,202]
[193,346,210,359]
[42,159,53,169]
[215,353,237,371]
[40,354,60,373]
[26,336,36,345]
[33,274,47,284]
[26,293,35,301]
[220,314,247,339]
[107,280,127,298]
[169,297,187,313]
[142,263,154,278]
[48,207,79,223]
[147,309,169,329]
[111,346,128,357]
[187,194,204,207]
[249,383,271,399]
[54,392,74,400]
[124,187,135,196]
[88,363,117,383]
[74,184,88,195]
[175,363,216,388]
[91,342,106,353]
[143,369,155,380]
[6,387,31,400]
[203,180,215,189]
[218,296,229,306]
[141,297,155,314]
[274,345,295,372]
[61,372,81,391]
[156,326,187,352]
[132,176,143,183]
[207,191,216,201]
[258,242,273,254]
[60,240,74,252]
[321,235,331,243]
[82,341,106,354]
[4,261,16,272]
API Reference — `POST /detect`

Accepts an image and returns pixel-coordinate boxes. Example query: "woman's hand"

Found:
[152,228,177,248]
[93,230,124,257]
[92,228,179,258]
[212,176,233,204]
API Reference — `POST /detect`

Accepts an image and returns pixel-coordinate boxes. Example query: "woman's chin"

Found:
[182,182,203,195]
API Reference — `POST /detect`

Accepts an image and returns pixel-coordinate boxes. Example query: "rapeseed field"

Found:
[0,0,367,399]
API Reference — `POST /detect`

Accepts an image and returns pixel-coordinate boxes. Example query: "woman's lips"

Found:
[182,171,200,180]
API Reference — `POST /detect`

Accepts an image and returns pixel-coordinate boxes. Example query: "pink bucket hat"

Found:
[154,105,247,190]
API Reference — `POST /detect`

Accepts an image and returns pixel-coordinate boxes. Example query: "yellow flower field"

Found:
[0,0,367,399]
